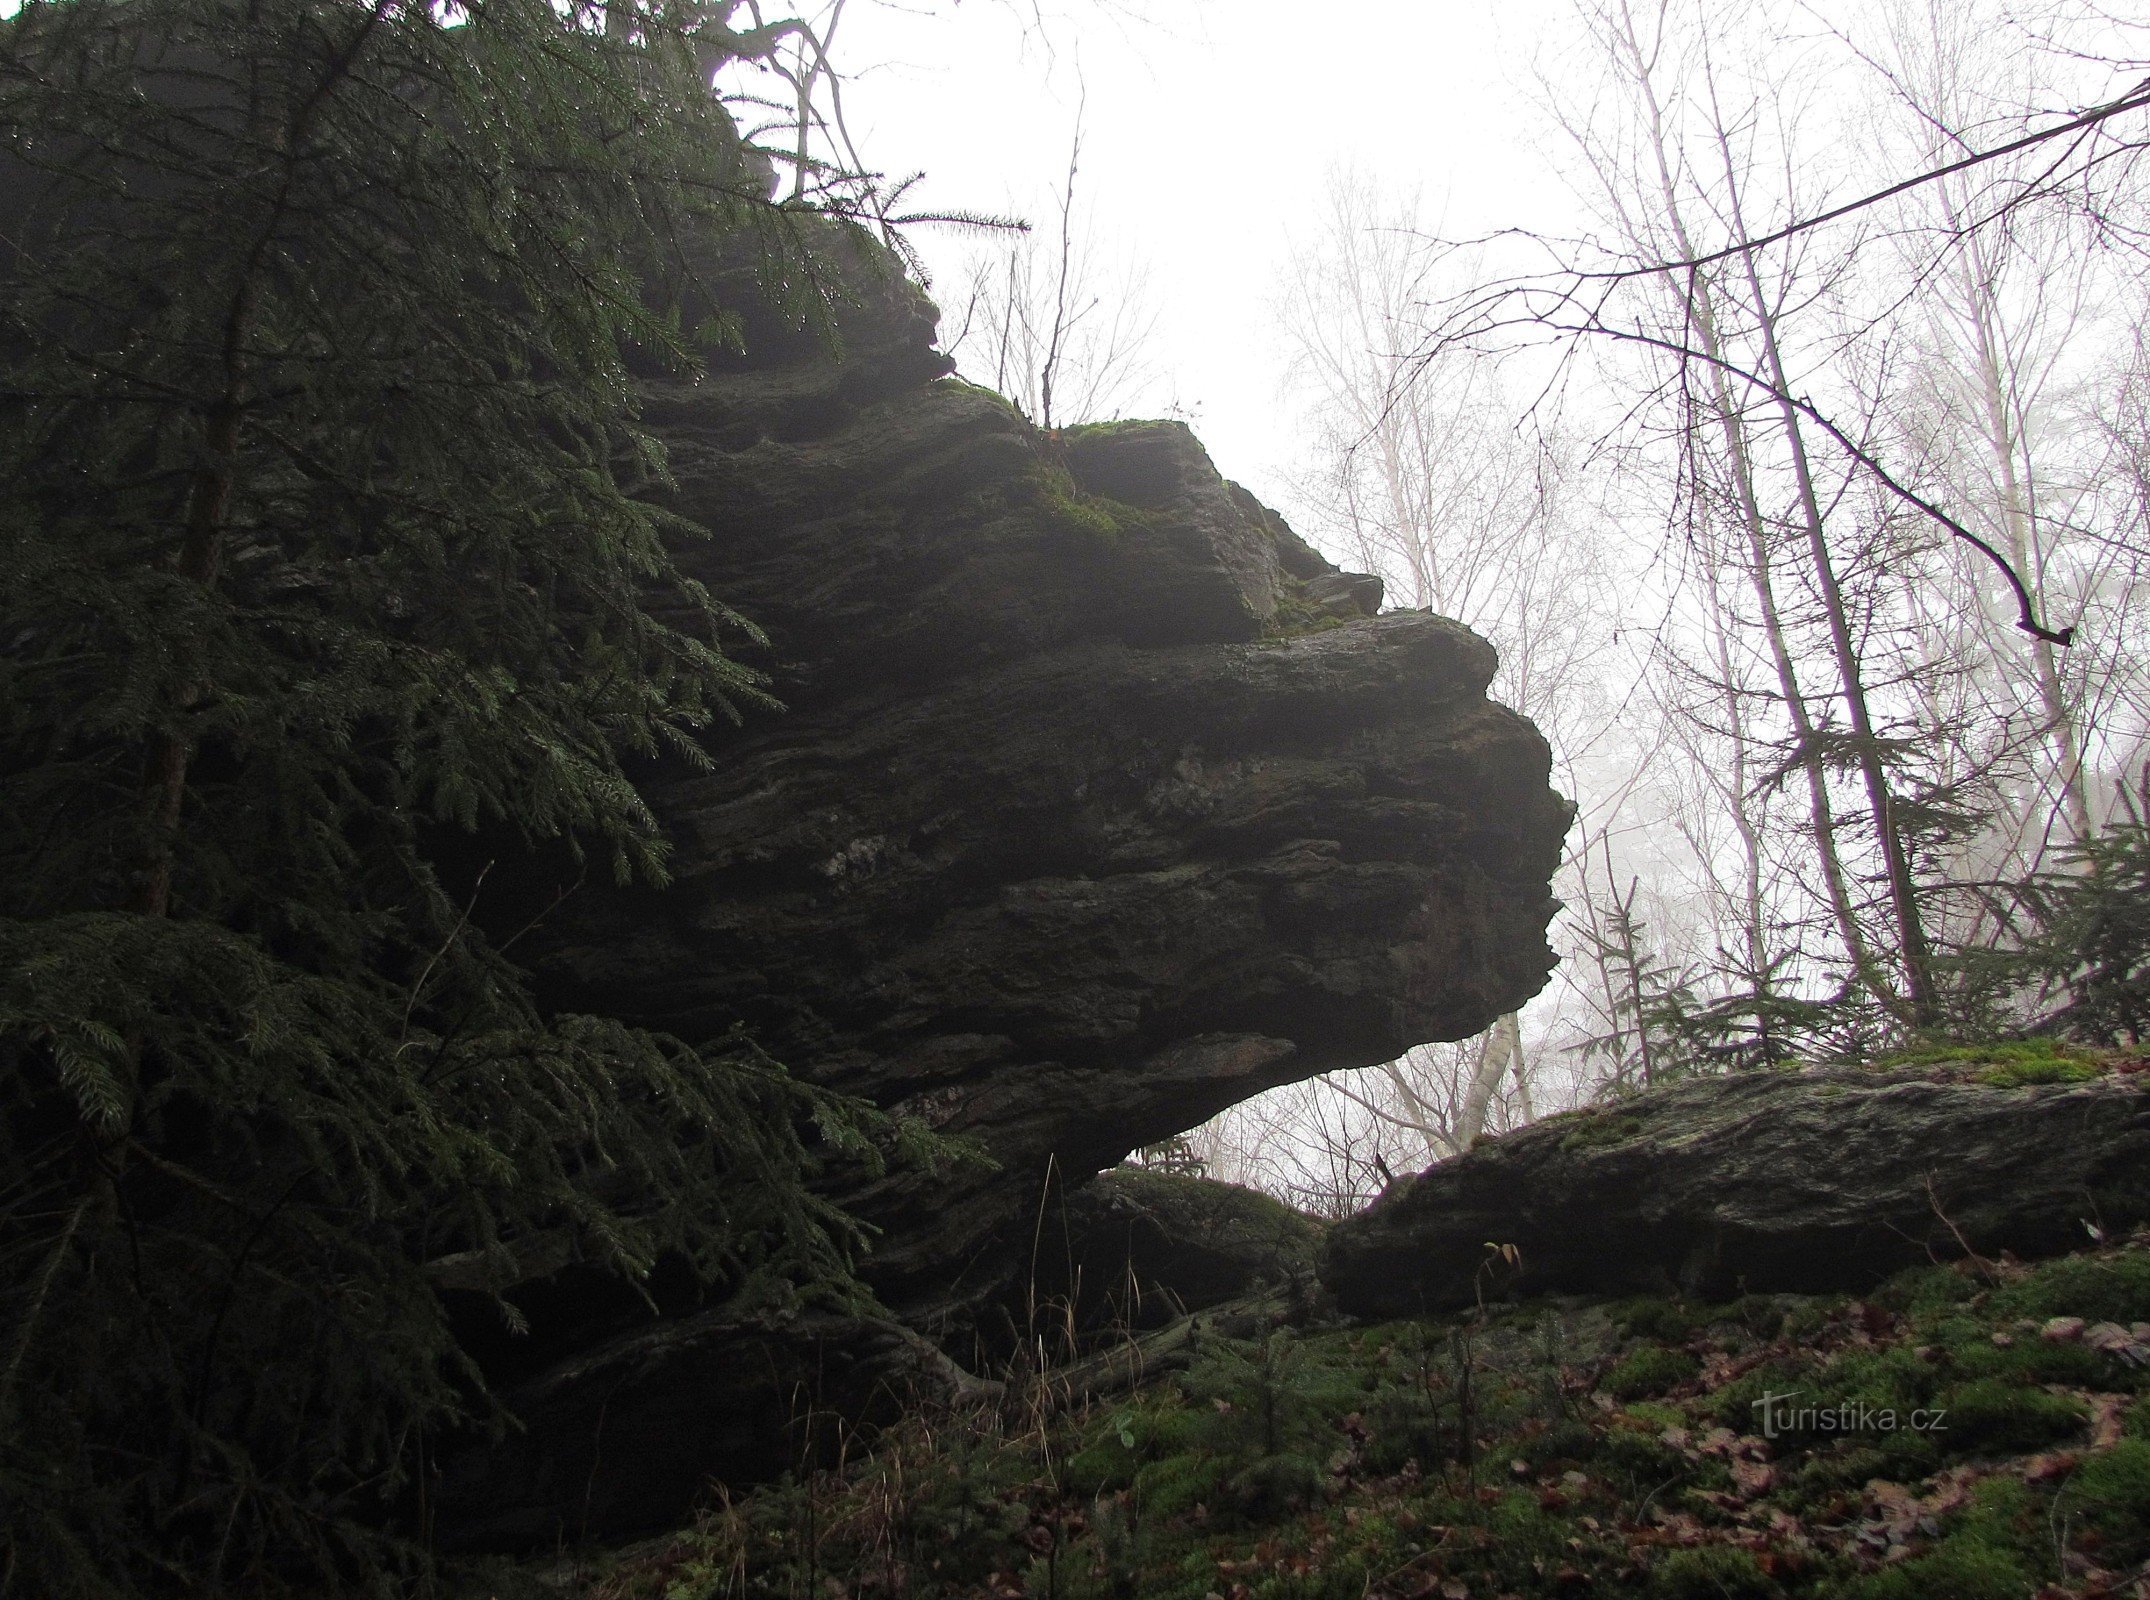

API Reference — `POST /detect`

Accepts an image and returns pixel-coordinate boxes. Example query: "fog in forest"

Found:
[770,0,2150,1212]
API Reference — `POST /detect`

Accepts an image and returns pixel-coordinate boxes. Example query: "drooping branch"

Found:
[1567,72,2150,287]
[1562,314,2076,647]
[1406,274,2077,649]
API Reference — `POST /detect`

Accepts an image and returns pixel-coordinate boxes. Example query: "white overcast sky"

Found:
[822,0,1573,516]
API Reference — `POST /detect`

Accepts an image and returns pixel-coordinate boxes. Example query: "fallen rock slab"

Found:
[1320,1067,2150,1318]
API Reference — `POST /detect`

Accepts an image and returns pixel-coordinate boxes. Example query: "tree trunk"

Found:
[1612,22,1895,1015]
[1954,225,2095,849]
[1455,1013,1522,1149]
[1714,128,1938,1027]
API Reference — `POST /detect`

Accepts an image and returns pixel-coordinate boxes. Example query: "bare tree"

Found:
[1182,0,2150,1210]
[1490,0,2149,1040]
[1858,0,2127,866]
[1184,174,1635,1192]
[941,109,1159,426]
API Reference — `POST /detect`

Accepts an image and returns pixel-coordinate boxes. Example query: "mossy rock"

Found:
[1842,1539,2038,1600]
[1871,1262,1979,1316]
[1613,1296,1698,1342]
[1977,1055,2103,1087]
[1556,1110,1646,1152]
[1322,1065,2150,1317]
[1515,1416,1601,1468]
[2127,1393,2150,1439]
[1939,1377,2087,1454]
[1990,1246,2150,1324]
[1715,1292,1794,1339]
[1944,1320,2135,1389]
[1017,462,1142,546]
[1787,1442,1894,1498]
[2059,1437,2150,1564]
[1872,1036,2104,1086]
[1811,1345,1941,1417]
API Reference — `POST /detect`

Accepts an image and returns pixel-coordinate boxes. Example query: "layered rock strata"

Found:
[443,262,1570,1546]
[512,277,1570,1308]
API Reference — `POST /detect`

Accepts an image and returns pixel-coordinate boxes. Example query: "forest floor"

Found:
[473,1049,2150,1600]
[486,1243,2150,1600]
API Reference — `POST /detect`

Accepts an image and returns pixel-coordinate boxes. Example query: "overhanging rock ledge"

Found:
[442,252,1572,1547]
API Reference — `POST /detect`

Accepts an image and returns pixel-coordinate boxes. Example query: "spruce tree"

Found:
[2029,776,2150,1046]
[0,0,929,1590]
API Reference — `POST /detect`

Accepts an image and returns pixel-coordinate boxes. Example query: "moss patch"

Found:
[1557,1110,1648,1152]
[1870,1036,2107,1085]
[1605,1343,1702,1400]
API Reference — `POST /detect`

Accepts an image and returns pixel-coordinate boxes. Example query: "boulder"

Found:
[1320,1066,2150,1319]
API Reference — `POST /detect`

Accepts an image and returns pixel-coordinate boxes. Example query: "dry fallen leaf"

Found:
[2085,1322,2150,1366]
[1731,1458,1776,1498]
[2088,1393,2131,1450]
[2023,1451,2081,1482]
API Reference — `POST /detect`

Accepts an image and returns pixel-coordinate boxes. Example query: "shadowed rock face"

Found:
[442,263,1568,1548]
[1016,1168,1327,1338]
[512,276,1572,1314]
[1320,1067,2150,1319]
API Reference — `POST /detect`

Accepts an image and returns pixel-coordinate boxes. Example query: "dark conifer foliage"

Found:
[2029,776,2150,1046]
[0,1,924,1590]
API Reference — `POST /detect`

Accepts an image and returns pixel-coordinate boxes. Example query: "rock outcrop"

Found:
[1320,1066,2150,1319]
[505,268,1570,1309]
[439,253,1569,1546]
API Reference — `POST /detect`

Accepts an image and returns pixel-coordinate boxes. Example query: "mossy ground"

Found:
[482,1232,2150,1600]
